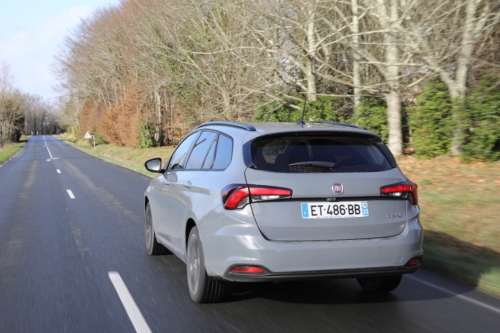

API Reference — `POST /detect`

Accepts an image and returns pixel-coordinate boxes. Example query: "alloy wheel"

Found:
[187,233,200,295]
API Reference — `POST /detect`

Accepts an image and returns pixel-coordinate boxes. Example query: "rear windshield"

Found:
[252,134,394,173]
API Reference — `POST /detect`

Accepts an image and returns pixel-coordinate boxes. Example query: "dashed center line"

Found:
[66,190,75,199]
[108,272,152,333]
[57,169,61,174]
[43,135,57,161]
[44,137,53,158]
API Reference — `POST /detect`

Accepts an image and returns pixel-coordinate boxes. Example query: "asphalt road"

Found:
[1,135,499,333]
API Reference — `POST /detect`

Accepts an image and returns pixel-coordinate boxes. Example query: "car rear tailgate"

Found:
[245,168,408,241]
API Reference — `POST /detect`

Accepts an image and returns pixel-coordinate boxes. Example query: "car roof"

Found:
[195,121,380,141]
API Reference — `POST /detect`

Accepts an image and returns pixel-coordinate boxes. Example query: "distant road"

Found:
[1,136,499,332]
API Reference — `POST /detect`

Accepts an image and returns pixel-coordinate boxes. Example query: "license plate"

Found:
[301,202,369,219]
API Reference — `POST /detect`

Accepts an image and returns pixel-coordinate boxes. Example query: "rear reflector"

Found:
[222,184,292,209]
[405,258,421,266]
[231,266,265,273]
[380,181,418,205]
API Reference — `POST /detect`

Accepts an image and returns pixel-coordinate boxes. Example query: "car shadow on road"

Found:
[226,279,403,305]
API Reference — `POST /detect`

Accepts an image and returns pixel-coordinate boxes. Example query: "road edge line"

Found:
[407,275,500,315]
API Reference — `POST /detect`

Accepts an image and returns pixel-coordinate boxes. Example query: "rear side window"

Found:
[203,143,216,169]
[252,134,393,173]
[212,134,233,170]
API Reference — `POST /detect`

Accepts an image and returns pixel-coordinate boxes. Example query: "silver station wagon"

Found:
[144,121,423,303]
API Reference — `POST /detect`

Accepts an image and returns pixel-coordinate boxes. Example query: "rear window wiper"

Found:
[289,161,336,169]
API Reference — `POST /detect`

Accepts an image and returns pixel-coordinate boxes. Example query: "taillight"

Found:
[222,184,292,210]
[380,181,418,205]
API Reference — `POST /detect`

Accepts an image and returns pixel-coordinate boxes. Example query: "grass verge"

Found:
[57,134,500,297]
[0,136,31,164]
[398,156,500,297]
[56,134,175,178]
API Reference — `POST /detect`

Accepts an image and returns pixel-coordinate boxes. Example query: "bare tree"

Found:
[322,0,411,155]
[22,95,58,135]
[0,61,15,99]
[399,0,500,155]
[52,0,500,154]
[0,62,25,146]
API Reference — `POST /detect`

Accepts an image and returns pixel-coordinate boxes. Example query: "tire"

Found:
[186,226,226,303]
[145,203,170,255]
[357,274,402,293]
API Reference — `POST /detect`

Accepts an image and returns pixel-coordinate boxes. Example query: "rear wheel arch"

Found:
[185,219,197,250]
[186,225,226,303]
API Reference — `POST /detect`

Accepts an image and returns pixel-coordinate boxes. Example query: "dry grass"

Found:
[58,134,175,177]
[398,155,500,252]
[0,136,31,164]
[397,156,500,295]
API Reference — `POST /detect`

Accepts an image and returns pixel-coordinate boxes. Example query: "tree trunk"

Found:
[222,90,231,119]
[154,89,163,145]
[448,0,477,156]
[306,5,317,103]
[352,0,361,111]
[446,86,464,156]
[379,0,403,156]
[386,88,403,155]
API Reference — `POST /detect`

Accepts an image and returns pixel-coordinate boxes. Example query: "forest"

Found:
[52,0,500,160]
[0,62,59,148]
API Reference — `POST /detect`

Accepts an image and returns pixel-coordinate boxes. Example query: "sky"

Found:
[0,0,121,102]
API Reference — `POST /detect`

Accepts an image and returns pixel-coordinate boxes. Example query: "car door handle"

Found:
[183,181,192,189]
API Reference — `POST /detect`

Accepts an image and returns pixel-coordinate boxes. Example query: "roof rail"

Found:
[301,121,364,130]
[196,121,256,131]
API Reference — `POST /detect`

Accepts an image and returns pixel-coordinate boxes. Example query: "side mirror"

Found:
[145,158,163,173]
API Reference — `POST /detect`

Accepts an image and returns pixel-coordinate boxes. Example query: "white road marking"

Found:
[66,190,75,199]
[407,275,500,315]
[43,135,55,160]
[57,169,61,174]
[108,272,152,333]
[44,137,53,158]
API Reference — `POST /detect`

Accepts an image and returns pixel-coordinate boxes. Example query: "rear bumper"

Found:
[223,263,420,282]
[199,206,424,280]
